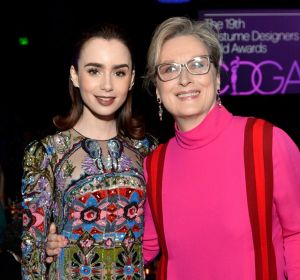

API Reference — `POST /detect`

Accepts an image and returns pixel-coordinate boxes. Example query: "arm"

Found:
[143,197,160,264]
[21,140,54,279]
[273,128,300,280]
[142,158,160,264]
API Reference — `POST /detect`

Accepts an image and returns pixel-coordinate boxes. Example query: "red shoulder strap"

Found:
[145,143,168,280]
[244,118,277,280]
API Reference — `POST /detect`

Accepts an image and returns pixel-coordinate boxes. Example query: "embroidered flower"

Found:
[69,251,102,279]
[115,250,142,280]
[124,202,138,220]
[80,206,100,224]
[82,156,98,175]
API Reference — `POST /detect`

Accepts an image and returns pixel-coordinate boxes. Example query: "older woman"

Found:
[142,17,300,280]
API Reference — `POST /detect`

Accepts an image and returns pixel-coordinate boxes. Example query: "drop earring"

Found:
[217,89,222,108]
[157,97,163,121]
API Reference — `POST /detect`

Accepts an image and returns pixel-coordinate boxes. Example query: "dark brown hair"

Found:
[53,23,145,139]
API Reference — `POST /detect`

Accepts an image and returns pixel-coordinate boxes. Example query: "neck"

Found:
[74,112,117,140]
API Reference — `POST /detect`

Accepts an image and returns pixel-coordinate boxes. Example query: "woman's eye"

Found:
[169,65,178,73]
[87,68,100,75]
[190,61,204,69]
[162,64,178,74]
[115,70,127,77]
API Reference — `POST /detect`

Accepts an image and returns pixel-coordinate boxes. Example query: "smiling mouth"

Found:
[96,96,115,106]
[176,91,199,98]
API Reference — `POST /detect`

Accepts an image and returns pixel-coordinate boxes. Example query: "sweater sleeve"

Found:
[21,140,54,279]
[142,158,160,264]
[272,127,300,280]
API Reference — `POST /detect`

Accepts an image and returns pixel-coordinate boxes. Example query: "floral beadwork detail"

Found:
[21,129,158,279]
[69,251,103,279]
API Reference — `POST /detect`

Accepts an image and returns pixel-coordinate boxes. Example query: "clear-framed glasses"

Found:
[156,55,211,82]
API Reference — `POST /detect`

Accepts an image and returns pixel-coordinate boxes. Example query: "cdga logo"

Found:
[220,56,300,95]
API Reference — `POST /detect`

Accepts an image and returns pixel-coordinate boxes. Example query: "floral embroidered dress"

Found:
[21,128,157,280]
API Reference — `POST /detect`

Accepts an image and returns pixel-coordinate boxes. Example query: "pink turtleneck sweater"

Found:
[143,105,300,280]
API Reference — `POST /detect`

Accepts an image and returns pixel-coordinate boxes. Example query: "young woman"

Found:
[20,23,156,279]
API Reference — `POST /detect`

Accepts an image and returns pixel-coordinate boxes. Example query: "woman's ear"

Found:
[70,66,79,88]
[156,88,161,101]
[129,70,135,90]
[217,73,221,91]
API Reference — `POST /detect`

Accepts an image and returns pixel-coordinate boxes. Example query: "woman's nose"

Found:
[178,66,192,86]
[101,73,113,91]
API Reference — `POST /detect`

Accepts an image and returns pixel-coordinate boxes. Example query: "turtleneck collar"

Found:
[174,105,233,150]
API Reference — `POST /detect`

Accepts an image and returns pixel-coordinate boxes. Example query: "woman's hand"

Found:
[45,223,68,263]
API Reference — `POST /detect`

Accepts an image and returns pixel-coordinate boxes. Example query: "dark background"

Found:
[6,0,299,197]
[1,0,300,277]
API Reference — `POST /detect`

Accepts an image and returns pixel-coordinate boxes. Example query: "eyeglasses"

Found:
[156,55,211,82]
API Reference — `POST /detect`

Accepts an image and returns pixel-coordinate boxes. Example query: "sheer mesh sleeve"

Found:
[21,140,54,279]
